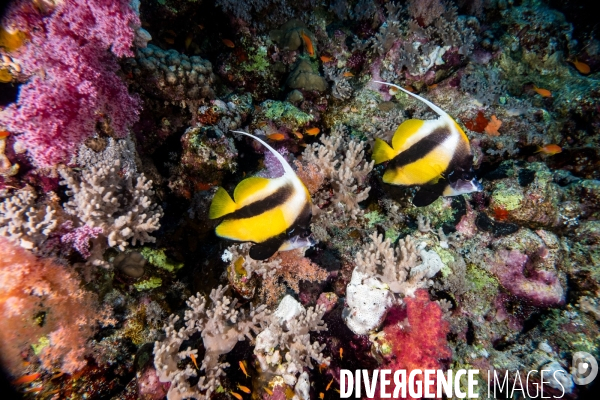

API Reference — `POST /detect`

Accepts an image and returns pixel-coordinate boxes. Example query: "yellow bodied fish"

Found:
[209,131,314,260]
[372,80,482,207]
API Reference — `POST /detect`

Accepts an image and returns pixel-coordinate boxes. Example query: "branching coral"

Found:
[59,159,163,266]
[254,295,329,393]
[344,232,445,334]
[355,232,439,296]
[0,238,101,376]
[300,126,373,222]
[0,186,61,251]
[153,285,270,400]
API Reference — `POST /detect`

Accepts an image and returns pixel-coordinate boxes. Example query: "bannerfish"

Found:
[372,80,483,207]
[209,131,315,260]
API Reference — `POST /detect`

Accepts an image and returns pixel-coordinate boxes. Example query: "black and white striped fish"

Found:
[372,80,482,207]
[209,131,314,260]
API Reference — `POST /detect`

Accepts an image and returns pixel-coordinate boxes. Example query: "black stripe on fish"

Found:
[388,126,451,170]
[228,184,294,220]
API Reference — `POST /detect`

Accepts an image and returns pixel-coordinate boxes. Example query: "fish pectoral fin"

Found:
[373,138,396,164]
[209,187,237,219]
[412,185,445,207]
[233,176,271,204]
[249,238,284,260]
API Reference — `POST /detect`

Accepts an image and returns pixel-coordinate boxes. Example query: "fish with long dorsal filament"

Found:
[209,131,314,260]
[372,80,482,207]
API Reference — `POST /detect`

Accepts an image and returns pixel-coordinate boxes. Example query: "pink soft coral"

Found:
[374,289,451,399]
[0,238,100,375]
[0,0,140,167]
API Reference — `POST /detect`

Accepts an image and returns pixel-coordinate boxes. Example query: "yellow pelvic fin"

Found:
[372,138,396,164]
[233,176,271,204]
[392,119,425,152]
[209,187,237,219]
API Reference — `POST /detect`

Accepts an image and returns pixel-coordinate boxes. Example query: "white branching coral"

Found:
[355,232,440,296]
[153,285,270,400]
[300,126,373,222]
[254,295,329,399]
[0,186,60,250]
[344,232,445,335]
[59,159,163,254]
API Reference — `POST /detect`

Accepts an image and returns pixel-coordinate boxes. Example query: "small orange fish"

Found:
[533,86,552,97]
[318,362,327,373]
[185,33,194,50]
[326,378,334,391]
[190,353,199,369]
[0,130,10,138]
[342,71,354,77]
[267,133,286,141]
[293,131,303,139]
[320,55,333,62]
[535,144,562,155]
[404,85,416,93]
[13,373,41,385]
[239,361,250,378]
[300,31,315,57]
[222,39,235,48]
[230,391,243,400]
[319,392,324,399]
[305,127,320,136]
[237,384,251,394]
[164,37,175,45]
[339,347,343,359]
[427,83,438,90]
[51,371,64,379]
[571,59,590,75]
[25,387,43,393]
[264,386,274,395]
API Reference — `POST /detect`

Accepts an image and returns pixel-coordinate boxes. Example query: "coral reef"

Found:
[0,238,103,375]
[0,0,599,398]
[153,285,270,400]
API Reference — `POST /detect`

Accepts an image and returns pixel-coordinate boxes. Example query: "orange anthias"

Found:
[533,86,552,97]
[571,59,590,75]
[320,55,333,62]
[536,144,562,155]
[300,31,315,57]
[267,133,286,141]
[222,38,235,48]
[305,127,320,136]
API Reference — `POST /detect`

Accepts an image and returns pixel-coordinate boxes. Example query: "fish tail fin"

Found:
[534,146,543,153]
[231,130,295,177]
[373,138,396,164]
[209,187,237,219]
[373,80,448,119]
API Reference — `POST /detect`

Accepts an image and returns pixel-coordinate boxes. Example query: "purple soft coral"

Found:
[0,0,140,167]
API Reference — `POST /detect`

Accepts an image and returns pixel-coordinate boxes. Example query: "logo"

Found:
[571,352,598,385]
